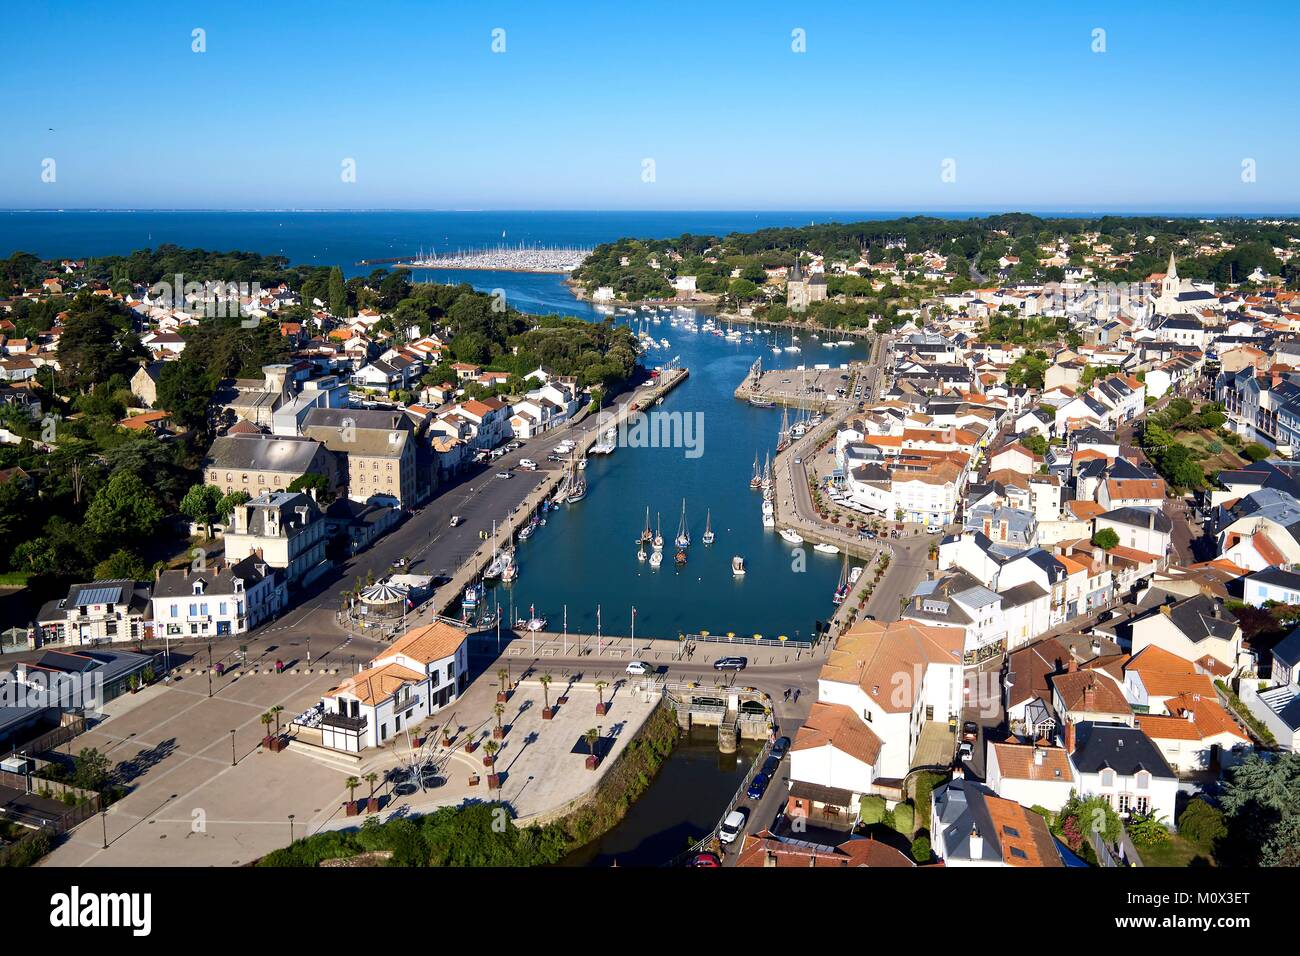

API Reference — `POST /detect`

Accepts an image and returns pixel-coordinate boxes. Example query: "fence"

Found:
[4,716,87,762]
[662,733,775,868]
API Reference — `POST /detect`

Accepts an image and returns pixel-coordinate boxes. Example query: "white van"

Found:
[718,808,748,845]
[519,459,537,470]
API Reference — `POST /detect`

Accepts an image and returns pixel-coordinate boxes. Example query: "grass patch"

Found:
[1139,833,1215,867]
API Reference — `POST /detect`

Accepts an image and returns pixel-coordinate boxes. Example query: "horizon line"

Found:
[3,206,1300,218]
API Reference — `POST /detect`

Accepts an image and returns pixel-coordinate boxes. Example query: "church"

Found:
[1152,252,1218,316]
[786,257,827,312]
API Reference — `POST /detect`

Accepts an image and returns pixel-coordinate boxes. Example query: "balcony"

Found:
[320,711,368,733]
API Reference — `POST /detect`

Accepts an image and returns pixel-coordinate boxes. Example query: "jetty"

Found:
[735,360,864,411]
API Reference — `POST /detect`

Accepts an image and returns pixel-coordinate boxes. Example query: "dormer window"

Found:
[192,582,204,595]
[1100,769,1115,787]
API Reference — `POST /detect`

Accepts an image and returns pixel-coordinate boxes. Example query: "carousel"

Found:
[351,580,411,627]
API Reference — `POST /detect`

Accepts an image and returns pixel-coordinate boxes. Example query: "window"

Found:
[1100,769,1115,787]
[1117,793,1131,813]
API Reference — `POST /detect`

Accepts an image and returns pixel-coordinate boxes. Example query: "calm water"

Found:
[0,209,944,275]
[561,727,762,867]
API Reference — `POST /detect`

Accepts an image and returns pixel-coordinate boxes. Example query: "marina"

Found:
[376,243,593,273]
[735,354,867,411]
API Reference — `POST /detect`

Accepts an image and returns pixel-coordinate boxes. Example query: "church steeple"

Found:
[1166,251,1177,281]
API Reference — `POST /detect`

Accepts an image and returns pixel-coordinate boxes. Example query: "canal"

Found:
[560,726,764,867]
[420,268,875,640]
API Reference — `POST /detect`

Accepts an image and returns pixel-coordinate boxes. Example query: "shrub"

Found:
[1091,528,1120,551]
[1127,813,1171,847]
[1242,443,1271,462]
[910,835,931,863]
[890,802,915,835]
[859,795,886,826]
[1178,798,1227,845]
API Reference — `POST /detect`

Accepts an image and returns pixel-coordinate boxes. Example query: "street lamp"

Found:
[230,729,237,766]
[288,813,295,844]
[101,808,108,849]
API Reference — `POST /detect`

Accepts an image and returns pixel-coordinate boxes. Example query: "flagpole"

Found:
[631,605,636,656]
[597,604,602,657]
[563,605,568,656]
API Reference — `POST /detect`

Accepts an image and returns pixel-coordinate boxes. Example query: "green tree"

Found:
[1219,752,1300,866]
[94,548,148,581]
[84,471,163,544]
[180,483,223,537]
[217,489,251,521]
[72,748,113,793]
[287,472,331,502]
[1091,528,1120,551]
[327,266,347,317]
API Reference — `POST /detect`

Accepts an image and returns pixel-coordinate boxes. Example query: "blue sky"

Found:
[2,1,1298,211]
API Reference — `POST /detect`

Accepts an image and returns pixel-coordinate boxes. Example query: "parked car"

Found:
[959,741,974,762]
[962,721,979,743]
[770,736,791,759]
[449,515,462,527]
[761,755,780,778]
[718,808,748,845]
[713,656,748,671]
[519,459,537,470]
[686,852,720,867]
[625,661,651,675]
[391,557,407,570]
[746,773,769,801]
[496,471,512,479]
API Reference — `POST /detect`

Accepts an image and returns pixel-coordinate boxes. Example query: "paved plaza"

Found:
[40,663,656,867]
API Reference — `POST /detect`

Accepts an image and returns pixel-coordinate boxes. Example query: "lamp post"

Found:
[288,813,295,844]
[101,808,108,849]
[207,640,213,698]
[230,729,236,766]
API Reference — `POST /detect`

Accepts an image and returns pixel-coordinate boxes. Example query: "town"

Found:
[0,213,1297,875]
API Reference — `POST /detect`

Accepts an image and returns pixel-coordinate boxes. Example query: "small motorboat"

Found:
[779,528,804,545]
[813,543,840,554]
[732,555,746,576]
[762,513,776,528]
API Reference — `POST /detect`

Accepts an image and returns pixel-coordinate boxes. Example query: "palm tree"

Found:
[259,711,274,739]
[345,776,360,805]
[497,666,510,693]
[594,679,609,714]
[270,704,284,734]
[584,728,600,765]
[363,771,379,802]
[539,673,553,711]
[493,702,506,737]
[483,739,499,766]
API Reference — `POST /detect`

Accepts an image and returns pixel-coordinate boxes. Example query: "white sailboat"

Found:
[702,509,715,545]
[674,499,690,549]
[653,513,664,552]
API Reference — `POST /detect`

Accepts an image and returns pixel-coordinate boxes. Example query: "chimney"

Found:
[1066,659,1078,673]
[1148,509,1156,530]
[968,826,983,860]
[1090,638,1101,655]
[765,850,778,868]
[1064,720,1076,753]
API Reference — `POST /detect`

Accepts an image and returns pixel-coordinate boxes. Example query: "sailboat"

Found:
[649,547,663,568]
[653,513,664,552]
[776,407,791,452]
[702,509,715,545]
[761,453,773,492]
[674,499,690,549]
[637,540,647,562]
[483,521,505,581]
[832,555,851,605]
[640,507,654,544]
[749,453,763,490]
[566,451,586,503]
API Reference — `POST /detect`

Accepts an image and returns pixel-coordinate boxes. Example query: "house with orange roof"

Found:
[1050,663,1134,727]
[733,829,913,867]
[816,619,965,781]
[319,621,467,752]
[787,701,884,825]
[986,740,1077,811]
[1135,693,1250,774]
[932,776,1064,867]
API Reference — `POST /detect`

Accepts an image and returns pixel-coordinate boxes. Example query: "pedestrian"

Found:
[793,688,800,703]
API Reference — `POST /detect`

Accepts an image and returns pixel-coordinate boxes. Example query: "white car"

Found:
[959,741,974,762]
[449,515,462,527]
[625,661,651,675]
[718,808,748,845]
[519,459,537,470]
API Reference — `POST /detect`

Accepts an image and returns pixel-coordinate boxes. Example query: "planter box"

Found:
[487,773,502,790]
[482,756,495,768]
[496,691,509,703]
[585,755,599,771]
[595,702,608,717]
[464,741,476,754]
[542,707,554,720]
[467,774,480,787]
[441,737,453,748]
[366,797,381,814]
[492,726,504,740]
[556,696,569,706]
[345,801,359,817]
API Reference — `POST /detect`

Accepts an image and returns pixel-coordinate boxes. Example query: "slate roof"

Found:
[1071,721,1176,779]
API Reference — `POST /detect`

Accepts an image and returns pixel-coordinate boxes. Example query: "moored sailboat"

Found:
[674,498,690,548]
[702,509,715,545]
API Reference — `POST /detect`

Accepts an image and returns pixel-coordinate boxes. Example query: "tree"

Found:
[1177,798,1226,846]
[583,728,600,762]
[910,835,931,863]
[327,266,347,317]
[180,483,223,537]
[1219,752,1300,866]
[94,548,148,581]
[217,489,251,521]
[286,472,330,502]
[539,673,553,712]
[72,748,113,793]
[1091,528,1120,551]
[84,471,163,544]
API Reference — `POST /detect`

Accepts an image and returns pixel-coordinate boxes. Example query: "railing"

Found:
[686,633,813,649]
[320,712,368,733]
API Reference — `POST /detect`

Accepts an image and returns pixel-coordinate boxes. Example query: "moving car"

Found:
[718,808,748,845]
[746,773,769,801]
[713,656,748,671]
[519,459,537,470]
[625,661,651,676]
[449,515,462,527]
[496,471,512,479]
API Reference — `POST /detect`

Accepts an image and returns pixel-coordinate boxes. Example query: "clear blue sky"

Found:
[2,1,1298,211]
